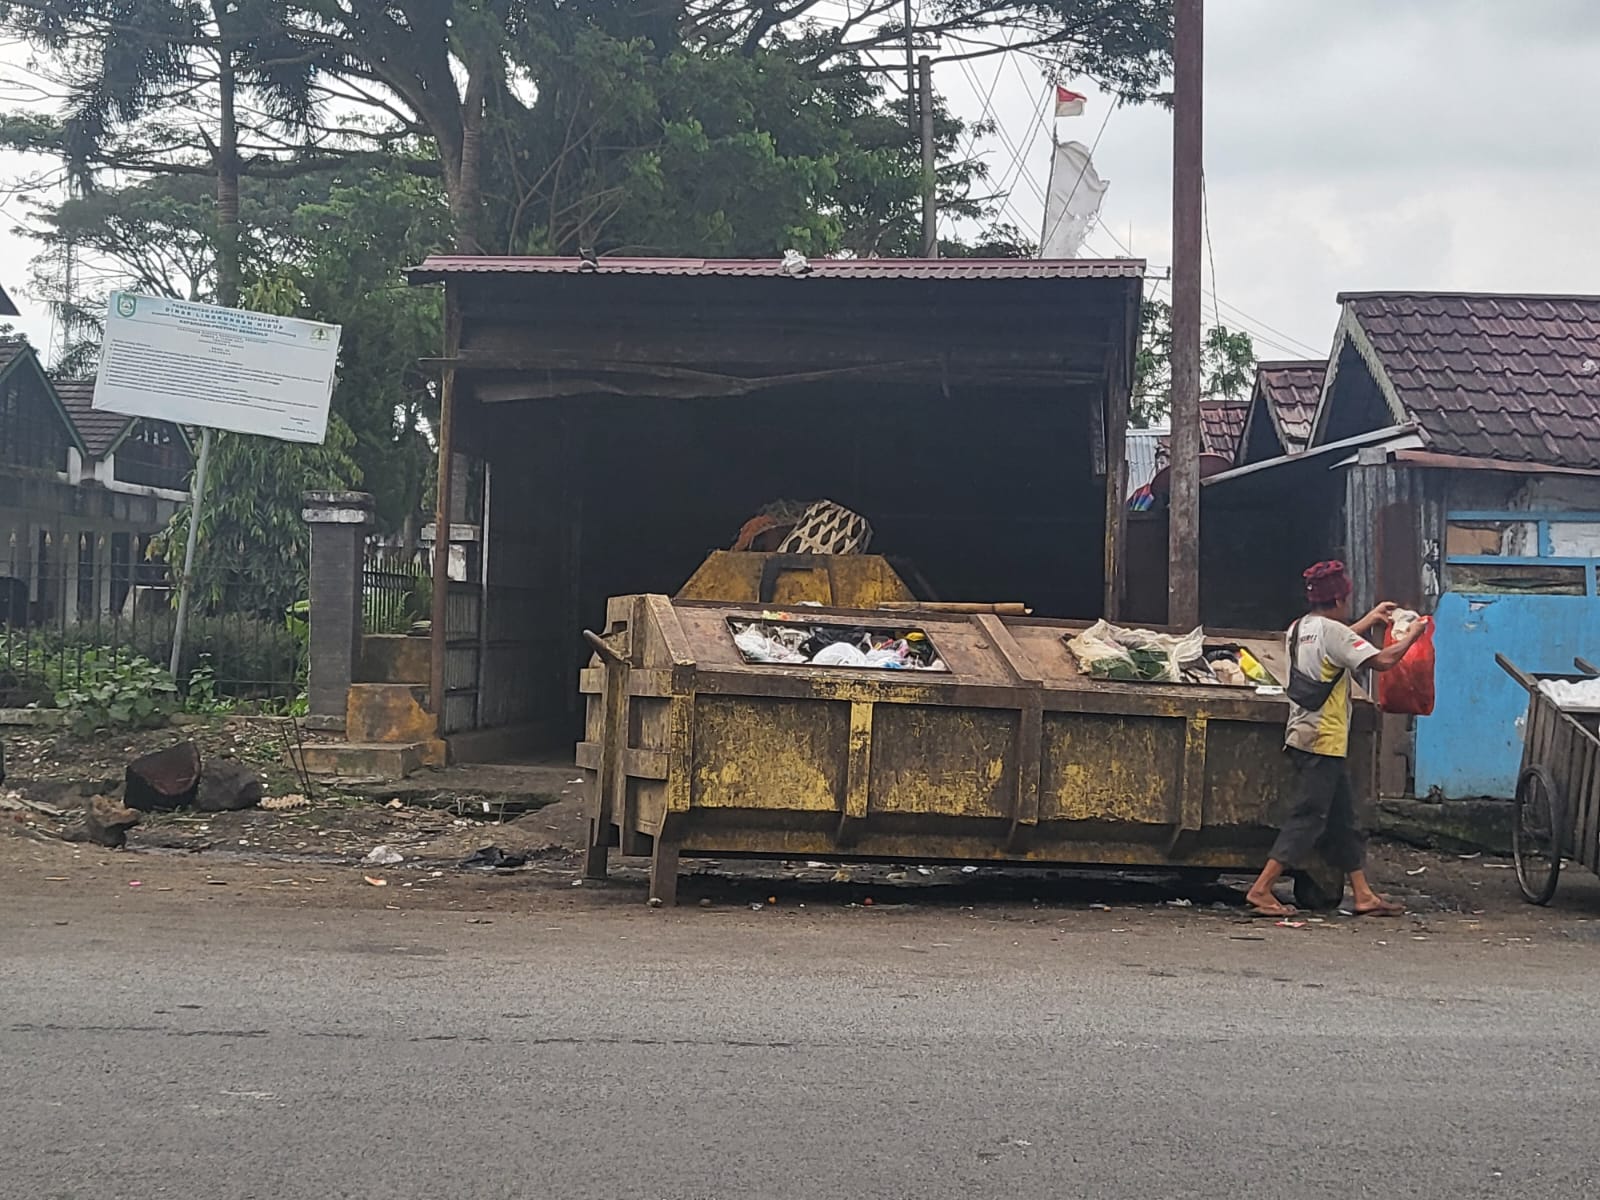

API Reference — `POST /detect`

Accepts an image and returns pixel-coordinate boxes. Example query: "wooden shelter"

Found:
[407,255,1145,747]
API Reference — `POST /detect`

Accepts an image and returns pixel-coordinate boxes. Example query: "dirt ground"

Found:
[5,716,1600,940]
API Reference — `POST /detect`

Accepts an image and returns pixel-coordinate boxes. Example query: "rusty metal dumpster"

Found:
[577,596,1377,907]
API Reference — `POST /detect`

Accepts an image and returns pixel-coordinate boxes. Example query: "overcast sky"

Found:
[3,0,1598,364]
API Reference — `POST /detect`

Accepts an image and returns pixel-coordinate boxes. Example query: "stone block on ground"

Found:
[124,742,202,812]
[194,758,264,812]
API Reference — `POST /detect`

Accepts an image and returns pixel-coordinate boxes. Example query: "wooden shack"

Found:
[406,256,1145,749]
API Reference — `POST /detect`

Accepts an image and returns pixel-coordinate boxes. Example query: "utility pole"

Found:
[904,0,917,135]
[1167,0,1203,627]
[919,55,938,258]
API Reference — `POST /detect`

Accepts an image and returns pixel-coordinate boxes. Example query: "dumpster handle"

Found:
[582,629,626,666]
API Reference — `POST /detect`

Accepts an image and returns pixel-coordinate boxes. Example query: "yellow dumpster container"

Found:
[577,596,1377,908]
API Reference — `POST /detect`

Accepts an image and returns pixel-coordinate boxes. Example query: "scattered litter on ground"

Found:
[961,865,978,874]
[1276,919,1306,929]
[459,845,527,871]
[385,799,405,810]
[1458,852,1481,860]
[260,794,310,811]
[1231,934,1266,941]
[363,876,387,887]
[1407,866,1427,876]
[831,868,852,883]
[127,880,142,888]
[1167,898,1193,908]
[363,845,404,866]
[749,902,764,911]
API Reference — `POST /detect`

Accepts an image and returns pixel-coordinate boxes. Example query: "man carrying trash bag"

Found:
[1246,560,1430,918]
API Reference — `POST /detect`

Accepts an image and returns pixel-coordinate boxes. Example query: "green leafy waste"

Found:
[1085,647,1170,682]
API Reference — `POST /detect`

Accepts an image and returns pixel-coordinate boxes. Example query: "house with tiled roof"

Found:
[0,339,191,626]
[0,281,18,317]
[1186,291,1600,801]
[1236,360,1325,464]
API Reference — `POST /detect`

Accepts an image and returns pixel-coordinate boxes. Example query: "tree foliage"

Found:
[1132,298,1257,427]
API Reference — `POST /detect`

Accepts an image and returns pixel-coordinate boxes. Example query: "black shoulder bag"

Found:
[1284,618,1343,711]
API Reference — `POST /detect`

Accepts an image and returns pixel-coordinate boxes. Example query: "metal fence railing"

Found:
[363,546,431,635]
[0,558,306,714]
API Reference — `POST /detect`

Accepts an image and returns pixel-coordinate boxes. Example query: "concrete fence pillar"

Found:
[302,491,374,731]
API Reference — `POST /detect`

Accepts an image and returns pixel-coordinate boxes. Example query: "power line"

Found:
[1201,169,1220,329]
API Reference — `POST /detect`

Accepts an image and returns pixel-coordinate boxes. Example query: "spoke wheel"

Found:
[1513,765,1564,906]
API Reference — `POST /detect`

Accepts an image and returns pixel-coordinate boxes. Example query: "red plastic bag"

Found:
[1378,616,1435,716]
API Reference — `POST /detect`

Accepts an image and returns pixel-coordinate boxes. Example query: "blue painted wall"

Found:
[1414,591,1595,798]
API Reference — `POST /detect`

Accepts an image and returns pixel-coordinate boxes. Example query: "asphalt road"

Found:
[5,893,1598,1200]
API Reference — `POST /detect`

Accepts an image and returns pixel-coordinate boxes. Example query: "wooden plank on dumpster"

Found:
[837,701,874,844]
[1168,715,1208,856]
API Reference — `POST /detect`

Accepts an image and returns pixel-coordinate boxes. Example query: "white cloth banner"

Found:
[1040,138,1109,259]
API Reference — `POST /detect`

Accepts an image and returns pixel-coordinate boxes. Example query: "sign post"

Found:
[169,427,214,675]
[92,292,341,678]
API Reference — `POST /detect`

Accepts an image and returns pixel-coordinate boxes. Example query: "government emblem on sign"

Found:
[115,294,137,318]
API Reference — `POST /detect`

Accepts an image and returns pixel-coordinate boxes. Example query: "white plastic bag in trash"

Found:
[734,626,806,664]
[1067,619,1206,683]
[812,642,869,667]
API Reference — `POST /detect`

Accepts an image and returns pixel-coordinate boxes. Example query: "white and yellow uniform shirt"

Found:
[1284,615,1378,758]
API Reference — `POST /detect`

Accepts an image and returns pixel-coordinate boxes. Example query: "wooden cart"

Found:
[1497,655,1600,904]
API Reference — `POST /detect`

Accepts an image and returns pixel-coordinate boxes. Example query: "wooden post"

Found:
[429,291,461,726]
[1167,0,1204,627]
[919,55,938,258]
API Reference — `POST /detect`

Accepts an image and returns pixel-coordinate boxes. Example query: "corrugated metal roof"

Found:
[410,255,1146,283]
[1339,292,1600,470]
[55,379,131,458]
[1254,359,1326,453]
[1126,426,1169,496]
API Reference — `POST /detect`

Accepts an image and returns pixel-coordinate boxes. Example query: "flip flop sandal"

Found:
[1354,902,1405,917]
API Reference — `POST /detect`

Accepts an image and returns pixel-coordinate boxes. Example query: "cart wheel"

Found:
[1292,863,1344,911]
[1513,765,1565,906]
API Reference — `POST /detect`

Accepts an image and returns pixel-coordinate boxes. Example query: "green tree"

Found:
[0,0,331,305]
[1131,298,1257,427]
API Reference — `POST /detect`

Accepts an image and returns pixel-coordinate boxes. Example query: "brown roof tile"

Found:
[1252,359,1325,454]
[54,378,132,458]
[1198,400,1249,460]
[1338,292,1600,470]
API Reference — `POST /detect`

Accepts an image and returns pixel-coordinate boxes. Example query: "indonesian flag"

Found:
[1055,85,1086,117]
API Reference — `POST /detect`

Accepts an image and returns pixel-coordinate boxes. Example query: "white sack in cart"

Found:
[1538,677,1600,709]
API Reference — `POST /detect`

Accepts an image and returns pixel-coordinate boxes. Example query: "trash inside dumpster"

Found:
[578,596,1377,907]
